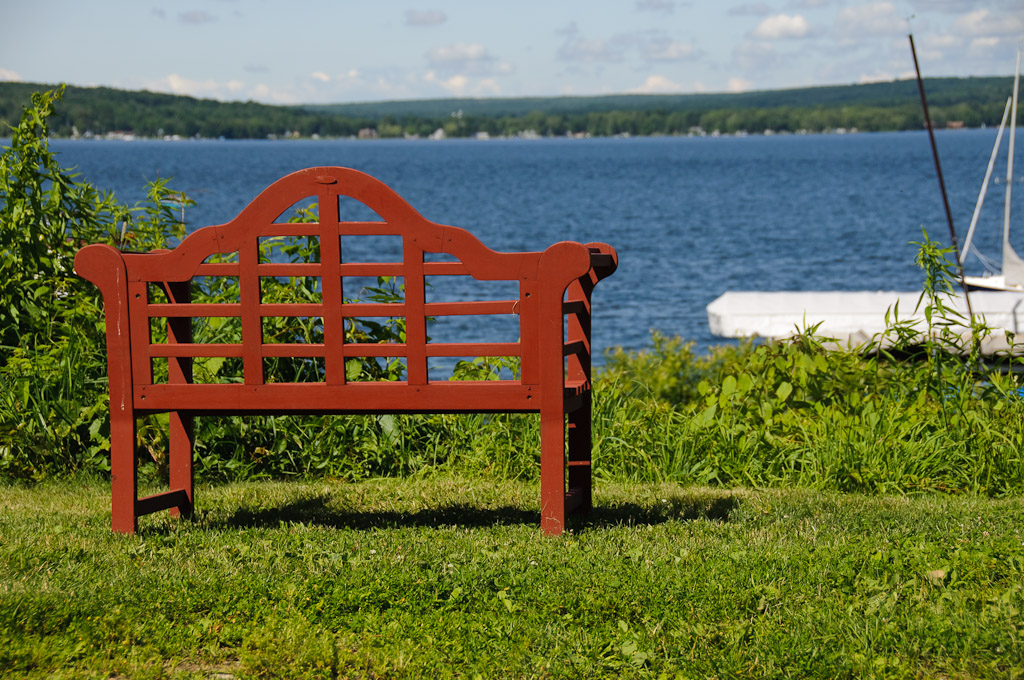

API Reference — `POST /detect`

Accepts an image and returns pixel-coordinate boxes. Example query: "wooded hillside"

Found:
[0,77,1015,140]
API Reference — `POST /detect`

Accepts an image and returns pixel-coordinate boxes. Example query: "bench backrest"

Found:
[78,167,604,397]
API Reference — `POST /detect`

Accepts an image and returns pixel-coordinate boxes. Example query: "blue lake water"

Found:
[44,131,1024,354]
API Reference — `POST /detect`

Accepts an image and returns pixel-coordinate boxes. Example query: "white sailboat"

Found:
[961,49,1023,292]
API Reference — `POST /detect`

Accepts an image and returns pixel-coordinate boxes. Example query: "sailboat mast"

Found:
[1004,49,1021,263]
[909,32,973,319]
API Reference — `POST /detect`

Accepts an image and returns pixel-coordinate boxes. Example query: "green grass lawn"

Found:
[2,476,1022,679]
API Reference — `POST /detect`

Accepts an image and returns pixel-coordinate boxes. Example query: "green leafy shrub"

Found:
[0,88,187,479]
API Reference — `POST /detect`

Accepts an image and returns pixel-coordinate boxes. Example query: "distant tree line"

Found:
[0,79,1017,141]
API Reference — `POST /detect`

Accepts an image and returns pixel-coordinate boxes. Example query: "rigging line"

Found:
[969,244,1001,274]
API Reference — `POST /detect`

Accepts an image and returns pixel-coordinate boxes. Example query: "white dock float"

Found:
[706,291,1024,353]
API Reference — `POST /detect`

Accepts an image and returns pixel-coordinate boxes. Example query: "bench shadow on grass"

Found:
[208,492,739,533]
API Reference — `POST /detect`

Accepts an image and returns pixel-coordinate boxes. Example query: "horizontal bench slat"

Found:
[198,260,474,278]
[259,303,324,316]
[342,343,406,357]
[150,344,244,358]
[146,303,412,318]
[423,262,469,275]
[195,263,240,276]
[254,222,394,237]
[148,303,243,317]
[424,300,517,316]
[136,381,539,413]
[340,263,404,276]
[425,342,520,357]
[563,340,588,357]
[148,343,402,358]
[147,301,519,318]
[262,344,326,358]
[252,263,408,277]
[256,223,320,237]
[147,342,521,359]
[340,303,405,317]
[562,300,587,315]
[255,263,322,277]
[136,489,191,516]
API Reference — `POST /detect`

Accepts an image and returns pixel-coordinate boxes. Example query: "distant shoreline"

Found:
[12,125,997,144]
[2,77,1013,143]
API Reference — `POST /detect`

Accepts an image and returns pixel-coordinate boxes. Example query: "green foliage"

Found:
[0,88,188,478]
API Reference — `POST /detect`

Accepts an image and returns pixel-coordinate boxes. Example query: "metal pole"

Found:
[909,32,974,321]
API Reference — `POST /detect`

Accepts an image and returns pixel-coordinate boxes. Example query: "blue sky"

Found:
[2,1,1022,104]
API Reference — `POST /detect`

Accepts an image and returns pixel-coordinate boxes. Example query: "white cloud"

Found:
[751,14,811,39]
[431,73,468,95]
[405,9,446,27]
[836,2,904,37]
[953,9,1024,37]
[969,36,1002,55]
[423,71,502,96]
[728,77,753,92]
[858,70,896,83]
[427,43,489,64]
[311,71,331,83]
[248,83,298,104]
[0,67,21,81]
[144,74,279,102]
[643,37,697,61]
[475,78,502,95]
[628,74,684,93]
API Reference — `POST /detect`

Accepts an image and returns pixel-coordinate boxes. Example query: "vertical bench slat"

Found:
[165,281,195,517]
[403,238,428,385]
[239,237,263,385]
[519,280,540,385]
[129,281,152,386]
[319,194,346,385]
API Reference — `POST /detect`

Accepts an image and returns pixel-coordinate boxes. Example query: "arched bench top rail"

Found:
[115,166,560,285]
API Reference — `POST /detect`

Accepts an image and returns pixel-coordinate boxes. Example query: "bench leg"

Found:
[540,404,566,535]
[110,410,138,534]
[567,398,592,513]
[168,411,195,518]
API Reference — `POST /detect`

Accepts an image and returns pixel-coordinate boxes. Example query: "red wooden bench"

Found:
[75,167,617,535]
